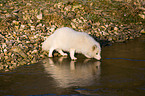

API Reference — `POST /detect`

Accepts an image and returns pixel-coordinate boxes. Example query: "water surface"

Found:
[0,35,145,96]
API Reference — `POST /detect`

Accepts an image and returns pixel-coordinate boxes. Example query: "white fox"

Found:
[42,27,101,60]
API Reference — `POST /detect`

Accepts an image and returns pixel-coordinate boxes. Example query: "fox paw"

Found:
[48,55,53,57]
[71,57,77,60]
[62,53,68,56]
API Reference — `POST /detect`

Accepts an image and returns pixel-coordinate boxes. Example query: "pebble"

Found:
[31,50,38,54]
[140,29,145,34]
[114,27,118,31]
[37,13,43,20]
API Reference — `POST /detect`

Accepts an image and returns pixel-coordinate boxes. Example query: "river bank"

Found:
[0,0,145,71]
[0,33,145,96]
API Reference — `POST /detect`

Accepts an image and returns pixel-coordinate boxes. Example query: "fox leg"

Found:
[58,50,67,56]
[70,48,77,60]
[48,48,54,57]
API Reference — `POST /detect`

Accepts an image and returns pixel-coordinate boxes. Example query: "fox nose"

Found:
[95,56,101,60]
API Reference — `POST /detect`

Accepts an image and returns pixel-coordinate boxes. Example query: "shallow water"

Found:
[0,35,145,96]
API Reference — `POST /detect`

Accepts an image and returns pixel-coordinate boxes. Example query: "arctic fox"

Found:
[42,27,101,60]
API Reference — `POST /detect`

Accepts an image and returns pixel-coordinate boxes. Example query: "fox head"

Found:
[88,45,101,60]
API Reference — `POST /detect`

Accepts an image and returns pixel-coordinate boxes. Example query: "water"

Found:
[0,35,145,96]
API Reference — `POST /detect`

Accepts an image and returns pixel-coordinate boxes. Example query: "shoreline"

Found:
[0,0,145,71]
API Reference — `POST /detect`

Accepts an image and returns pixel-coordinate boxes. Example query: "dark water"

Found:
[0,35,145,96]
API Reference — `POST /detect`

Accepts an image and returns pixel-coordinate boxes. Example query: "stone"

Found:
[37,13,43,20]
[140,29,145,33]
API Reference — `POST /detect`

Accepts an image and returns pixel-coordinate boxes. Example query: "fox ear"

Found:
[92,45,97,51]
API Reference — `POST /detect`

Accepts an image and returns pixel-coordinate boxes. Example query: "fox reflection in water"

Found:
[42,57,101,88]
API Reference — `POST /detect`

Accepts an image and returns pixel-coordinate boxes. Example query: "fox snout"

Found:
[95,55,101,60]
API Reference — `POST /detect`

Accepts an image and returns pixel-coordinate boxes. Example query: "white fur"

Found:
[42,27,101,60]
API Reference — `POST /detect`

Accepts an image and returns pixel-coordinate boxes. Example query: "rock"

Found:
[15,26,19,29]
[49,25,56,32]
[129,36,134,39]
[4,56,9,60]
[12,10,19,13]
[12,20,19,25]
[37,13,43,20]
[11,46,27,58]
[114,27,118,31]
[4,49,7,53]
[72,5,82,11]
[139,14,145,19]
[19,60,27,65]
[20,25,25,29]
[31,49,38,54]
[102,31,109,36]
[108,36,113,41]
[140,29,145,33]
[31,26,35,30]
[31,57,37,64]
